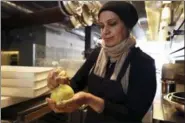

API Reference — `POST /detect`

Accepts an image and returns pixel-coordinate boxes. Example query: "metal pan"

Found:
[91,1,102,23]
[70,16,82,28]
[92,1,102,12]
[62,1,74,16]
[82,4,93,26]
[84,1,96,13]
[67,1,83,16]
[164,92,185,114]
[171,92,185,105]
[58,1,70,16]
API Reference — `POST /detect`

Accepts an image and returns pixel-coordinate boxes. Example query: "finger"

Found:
[60,98,78,109]
[55,100,79,113]
[47,84,55,90]
[47,71,52,80]
[55,76,64,84]
[64,104,79,113]
[53,108,64,113]
[47,76,55,89]
[47,71,58,89]
[55,76,69,85]
[52,71,59,79]
[47,80,58,90]
[65,77,70,85]
[48,69,57,79]
[63,107,75,113]
[56,104,76,113]
[47,72,53,85]
[46,98,59,111]
[46,98,64,113]
[46,98,56,109]
[56,101,66,108]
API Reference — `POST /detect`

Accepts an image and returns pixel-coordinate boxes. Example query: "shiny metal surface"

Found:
[172,92,185,104]
[153,95,185,123]
[153,74,185,123]
[67,1,83,16]
[62,1,74,15]
[164,92,185,113]
[82,4,93,26]
[70,16,82,28]
[162,81,176,94]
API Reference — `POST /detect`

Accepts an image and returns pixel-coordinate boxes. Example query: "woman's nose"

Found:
[102,27,110,36]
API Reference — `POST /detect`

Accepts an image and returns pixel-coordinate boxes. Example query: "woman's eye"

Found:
[109,22,117,26]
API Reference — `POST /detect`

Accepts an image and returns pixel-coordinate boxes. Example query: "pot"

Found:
[62,1,74,15]
[164,92,185,114]
[82,4,93,26]
[67,1,83,16]
[91,1,102,23]
[92,1,102,10]
[58,1,70,16]
[92,11,99,24]
[171,92,185,105]
[83,1,96,13]
[70,16,82,28]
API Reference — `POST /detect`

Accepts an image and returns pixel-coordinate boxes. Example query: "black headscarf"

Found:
[98,1,138,30]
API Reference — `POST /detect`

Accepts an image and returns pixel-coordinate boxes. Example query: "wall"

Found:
[1,26,46,66]
[45,28,85,61]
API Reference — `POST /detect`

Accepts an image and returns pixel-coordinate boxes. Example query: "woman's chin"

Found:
[104,43,116,47]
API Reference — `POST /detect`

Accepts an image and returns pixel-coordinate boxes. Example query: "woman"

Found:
[47,1,157,123]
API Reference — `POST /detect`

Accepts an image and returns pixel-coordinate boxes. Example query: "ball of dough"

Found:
[50,84,74,105]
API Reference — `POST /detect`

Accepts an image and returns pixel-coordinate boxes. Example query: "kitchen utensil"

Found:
[82,4,93,26]
[70,16,82,28]
[171,92,185,105]
[67,1,83,16]
[62,1,74,15]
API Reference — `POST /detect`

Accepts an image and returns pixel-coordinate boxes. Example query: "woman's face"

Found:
[98,11,128,47]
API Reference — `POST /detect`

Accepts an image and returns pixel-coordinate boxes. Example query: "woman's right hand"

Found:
[47,68,69,89]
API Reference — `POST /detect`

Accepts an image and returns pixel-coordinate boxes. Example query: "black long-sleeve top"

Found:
[70,47,157,122]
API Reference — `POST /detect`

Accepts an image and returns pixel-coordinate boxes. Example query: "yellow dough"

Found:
[50,84,74,105]
[59,70,67,77]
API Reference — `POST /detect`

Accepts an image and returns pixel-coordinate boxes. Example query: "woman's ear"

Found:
[126,29,130,38]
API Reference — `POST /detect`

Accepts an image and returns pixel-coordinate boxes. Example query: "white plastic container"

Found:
[1,66,53,98]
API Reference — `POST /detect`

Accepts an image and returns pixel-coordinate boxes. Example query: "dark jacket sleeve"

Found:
[102,54,157,122]
[70,47,100,93]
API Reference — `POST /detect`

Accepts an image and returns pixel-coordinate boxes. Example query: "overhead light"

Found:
[163,1,171,4]
[161,6,171,23]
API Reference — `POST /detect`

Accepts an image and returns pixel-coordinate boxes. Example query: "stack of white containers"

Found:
[1,66,54,98]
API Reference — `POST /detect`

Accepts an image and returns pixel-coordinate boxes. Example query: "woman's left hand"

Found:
[46,91,88,113]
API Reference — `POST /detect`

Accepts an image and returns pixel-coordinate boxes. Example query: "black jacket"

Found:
[71,47,157,122]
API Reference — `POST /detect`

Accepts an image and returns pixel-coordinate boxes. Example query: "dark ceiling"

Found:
[1,1,148,40]
[1,1,58,18]
[1,1,146,18]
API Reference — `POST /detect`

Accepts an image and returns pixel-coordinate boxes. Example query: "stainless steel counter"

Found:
[153,81,185,123]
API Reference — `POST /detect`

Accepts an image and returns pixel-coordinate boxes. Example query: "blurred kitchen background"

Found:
[1,1,184,123]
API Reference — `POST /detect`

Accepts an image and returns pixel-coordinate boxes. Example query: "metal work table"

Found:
[153,93,184,123]
[1,94,53,123]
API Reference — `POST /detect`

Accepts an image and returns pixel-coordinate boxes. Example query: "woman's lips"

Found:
[104,37,113,41]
